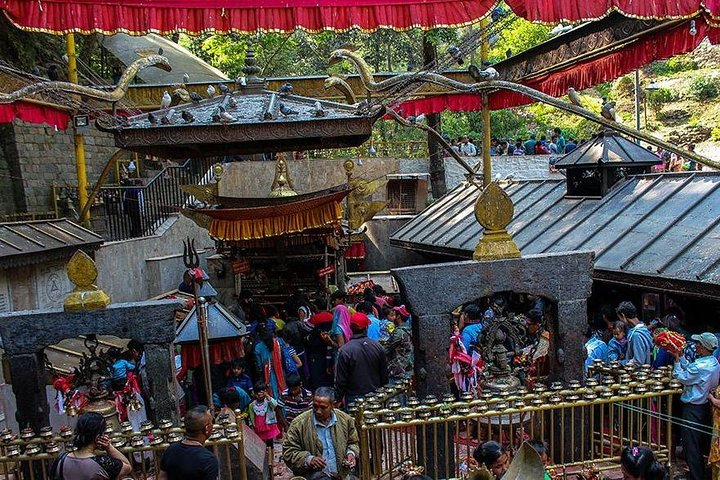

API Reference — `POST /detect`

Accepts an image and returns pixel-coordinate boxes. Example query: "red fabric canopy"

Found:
[398,20,719,115]
[506,0,720,24]
[1,0,496,34]
[0,101,69,129]
[2,0,719,35]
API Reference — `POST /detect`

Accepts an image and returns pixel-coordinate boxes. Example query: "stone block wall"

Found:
[0,121,116,213]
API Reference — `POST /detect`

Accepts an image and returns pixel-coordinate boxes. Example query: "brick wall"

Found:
[3,121,116,213]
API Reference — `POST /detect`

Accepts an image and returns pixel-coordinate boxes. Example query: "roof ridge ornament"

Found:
[269,153,298,197]
[241,41,266,92]
[473,182,521,261]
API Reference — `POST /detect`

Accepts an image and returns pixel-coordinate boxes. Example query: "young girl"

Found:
[608,321,627,361]
[247,381,286,448]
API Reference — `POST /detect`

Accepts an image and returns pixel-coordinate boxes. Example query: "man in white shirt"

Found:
[460,136,477,156]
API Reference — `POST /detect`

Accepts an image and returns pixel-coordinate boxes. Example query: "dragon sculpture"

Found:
[329,48,720,170]
[328,48,498,94]
[323,76,357,105]
[0,55,172,104]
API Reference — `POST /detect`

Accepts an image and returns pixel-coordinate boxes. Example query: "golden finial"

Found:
[473,182,521,261]
[213,163,224,181]
[269,153,297,197]
[64,250,111,311]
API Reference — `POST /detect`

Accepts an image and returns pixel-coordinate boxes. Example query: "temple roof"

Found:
[175,300,247,343]
[97,88,383,158]
[555,132,662,168]
[391,172,720,296]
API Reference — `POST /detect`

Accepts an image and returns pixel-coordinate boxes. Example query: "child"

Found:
[247,381,286,448]
[109,347,135,391]
[227,359,253,395]
[280,374,312,424]
[608,320,627,362]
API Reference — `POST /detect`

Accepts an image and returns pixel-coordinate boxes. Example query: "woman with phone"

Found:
[50,412,132,479]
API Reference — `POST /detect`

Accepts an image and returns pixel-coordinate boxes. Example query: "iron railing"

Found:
[306,141,429,159]
[97,158,215,242]
[353,365,680,480]
[0,414,248,480]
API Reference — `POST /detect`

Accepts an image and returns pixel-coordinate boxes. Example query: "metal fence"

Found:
[0,415,247,480]
[306,141,428,159]
[98,158,215,242]
[353,366,680,480]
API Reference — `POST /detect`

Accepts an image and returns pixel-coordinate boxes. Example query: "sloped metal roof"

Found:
[390,172,720,288]
[556,132,661,167]
[175,301,247,343]
[0,218,103,268]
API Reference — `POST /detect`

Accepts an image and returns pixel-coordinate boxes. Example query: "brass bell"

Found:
[20,428,35,440]
[111,437,127,448]
[0,429,14,442]
[139,421,154,433]
[45,442,61,454]
[6,446,20,457]
[225,426,239,439]
[425,395,438,405]
[407,397,420,408]
[150,435,164,446]
[66,403,79,417]
[167,432,183,443]
[39,426,53,438]
[158,419,173,430]
[59,426,73,439]
[130,436,145,448]
[25,445,41,456]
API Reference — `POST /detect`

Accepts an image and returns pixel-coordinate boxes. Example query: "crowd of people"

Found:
[444,128,580,157]
[582,300,720,480]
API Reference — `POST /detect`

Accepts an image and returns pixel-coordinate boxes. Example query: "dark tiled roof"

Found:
[390,172,720,287]
[0,218,103,268]
[556,133,661,167]
[175,300,247,343]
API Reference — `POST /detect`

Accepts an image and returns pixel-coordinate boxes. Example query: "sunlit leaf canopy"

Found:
[2,0,719,35]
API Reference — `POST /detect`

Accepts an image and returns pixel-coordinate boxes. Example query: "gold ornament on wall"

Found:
[64,250,111,311]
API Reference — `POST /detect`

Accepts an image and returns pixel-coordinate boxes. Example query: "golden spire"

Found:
[269,153,297,197]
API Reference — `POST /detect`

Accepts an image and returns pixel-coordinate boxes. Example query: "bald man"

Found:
[158,406,218,480]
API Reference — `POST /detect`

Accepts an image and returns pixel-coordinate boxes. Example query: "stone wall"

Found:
[95,214,215,303]
[219,157,403,201]
[364,216,430,270]
[443,155,554,190]
[0,121,116,213]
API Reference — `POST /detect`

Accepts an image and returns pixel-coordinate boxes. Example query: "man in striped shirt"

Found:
[616,301,653,366]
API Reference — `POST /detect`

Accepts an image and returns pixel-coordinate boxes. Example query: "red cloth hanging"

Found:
[505,0,720,24]
[0,101,70,130]
[2,0,718,35]
[344,239,366,259]
[180,338,245,369]
[398,19,715,116]
[1,0,496,34]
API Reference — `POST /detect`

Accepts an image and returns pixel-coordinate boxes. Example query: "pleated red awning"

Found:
[398,19,720,115]
[0,0,497,34]
[505,0,720,24]
[2,0,720,35]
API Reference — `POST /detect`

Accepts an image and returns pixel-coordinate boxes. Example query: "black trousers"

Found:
[681,402,711,480]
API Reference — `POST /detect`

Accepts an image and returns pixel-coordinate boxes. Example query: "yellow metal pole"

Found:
[480,18,491,187]
[66,33,90,227]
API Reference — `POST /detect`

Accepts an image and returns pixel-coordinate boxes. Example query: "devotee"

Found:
[356,301,383,341]
[523,134,537,155]
[608,321,627,362]
[472,441,509,480]
[674,332,720,480]
[281,373,313,424]
[51,412,132,480]
[306,301,335,390]
[158,406,219,480]
[460,136,477,156]
[335,312,388,406]
[384,302,414,384]
[619,446,667,480]
[459,304,484,353]
[583,318,609,379]
[553,127,566,154]
[330,290,352,347]
[282,387,359,479]
[616,301,652,366]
